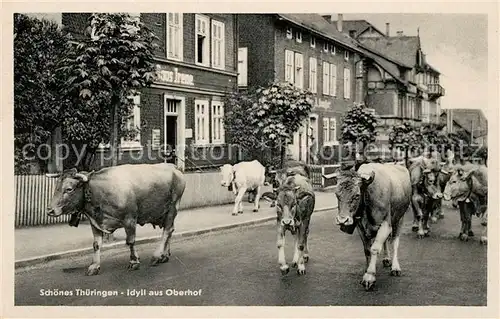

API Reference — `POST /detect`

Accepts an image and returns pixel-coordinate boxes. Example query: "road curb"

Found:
[15,206,337,270]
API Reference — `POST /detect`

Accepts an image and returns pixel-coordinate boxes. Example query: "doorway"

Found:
[165,98,180,165]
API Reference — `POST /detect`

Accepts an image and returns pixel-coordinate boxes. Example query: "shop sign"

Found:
[155,65,194,86]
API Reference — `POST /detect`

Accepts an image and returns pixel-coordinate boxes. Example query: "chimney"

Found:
[337,14,343,32]
[396,30,404,37]
[385,23,390,36]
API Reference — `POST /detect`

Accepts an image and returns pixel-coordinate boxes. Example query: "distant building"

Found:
[237,13,363,164]
[441,109,488,146]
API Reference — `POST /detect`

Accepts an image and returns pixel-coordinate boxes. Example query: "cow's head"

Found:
[421,169,443,200]
[219,164,234,190]
[335,168,375,229]
[443,168,475,202]
[45,168,92,217]
[276,176,308,233]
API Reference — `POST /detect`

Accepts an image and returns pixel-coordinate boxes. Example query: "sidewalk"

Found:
[15,191,337,267]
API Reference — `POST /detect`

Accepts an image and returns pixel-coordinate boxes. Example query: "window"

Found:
[211,20,225,69]
[211,101,225,144]
[296,31,302,43]
[195,100,209,144]
[323,42,328,52]
[329,64,337,96]
[167,13,183,61]
[344,50,349,61]
[323,118,329,142]
[344,68,351,99]
[310,36,316,48]
[330,44,336,55]
[285,50,294,84]
[121,95,141,148]
[309,57,317,93]
[238,47,248,87]
[286,27,293,39]
[329,117,337,142]
[195,15,210,66]
[422,100,430,123]
[322,62,330,95]
[294,53,303,89]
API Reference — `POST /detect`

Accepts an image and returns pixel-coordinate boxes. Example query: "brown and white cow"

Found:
[220,160,266,216]
[443,164,488,244]
[274,174,315,276]
[46,163,186,275]
[262,160,310,207]
[330,163,411,291]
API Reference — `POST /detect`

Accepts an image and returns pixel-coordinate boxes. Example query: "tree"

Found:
[14,14,70,174]
[224,81,314,168]
[340,103,378,162]
[388,122,421,167]
[57,13,158,169]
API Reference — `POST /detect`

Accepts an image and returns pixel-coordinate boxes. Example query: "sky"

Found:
[342,14,489,112]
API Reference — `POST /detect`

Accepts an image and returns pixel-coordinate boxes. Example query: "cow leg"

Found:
[362,220,392,291]
[411,187,421,232]
[356,226,371,272]
[421,204,431,237]
[480,211,488,245]
[459,202,473,241]
[125,225,140,271]
[303,222,310,263]
[291,233,300,268]
[382,238,392,268]
[233,187,246,215]
[389,217,404,276]
[152,202,178,265]
[86,225,103,276]
[253,186,262,212]
[277,224,288,275]
[296,224,307,275]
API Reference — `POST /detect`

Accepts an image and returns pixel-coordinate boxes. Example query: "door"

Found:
[165,99,180,164]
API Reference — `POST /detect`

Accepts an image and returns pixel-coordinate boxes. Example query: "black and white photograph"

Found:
[2,1,498,317]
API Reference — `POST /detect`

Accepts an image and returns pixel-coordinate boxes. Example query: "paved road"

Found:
[15,207,486,306]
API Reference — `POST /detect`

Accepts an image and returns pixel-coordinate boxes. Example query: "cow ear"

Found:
[74,172,90,183]
[360,171,375,185]
[460,169,476,181]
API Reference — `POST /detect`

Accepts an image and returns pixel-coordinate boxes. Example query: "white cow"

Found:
[220,160,266,216]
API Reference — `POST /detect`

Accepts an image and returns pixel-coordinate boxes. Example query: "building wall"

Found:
[237,14,276,89]
[366,90,397,116]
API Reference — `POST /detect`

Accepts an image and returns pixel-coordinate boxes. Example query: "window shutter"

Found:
[330,64,336,96]
[323,62,329,95]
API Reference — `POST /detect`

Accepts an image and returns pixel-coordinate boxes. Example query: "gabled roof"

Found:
[358,36,420,68]
[276,14,361,53]
[356,46,407,86]
[330,19,386,38]
[441,109,488,136]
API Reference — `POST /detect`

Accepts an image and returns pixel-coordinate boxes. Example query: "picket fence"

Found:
[14,165,341,228]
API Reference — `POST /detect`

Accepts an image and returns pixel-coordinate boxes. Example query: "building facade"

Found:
[57,13,240,171]
[238,14,362,164]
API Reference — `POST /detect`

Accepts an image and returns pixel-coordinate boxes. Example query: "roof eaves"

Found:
[276,14,362,54]
[357,42,412,69]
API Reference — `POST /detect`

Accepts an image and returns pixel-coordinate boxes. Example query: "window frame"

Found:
[121,95,142,150]
[195,14,210,67]
[285,49,295,84]
[286,27,293,39]
[310,36,316,48]
[329,63,337,97]
[323,41,328,52]
[296,31,302,43]
[309,57,317,93]
[194,99,210,145]
[294,52,303,89]
[344,50,349,61]
[211,101,225,144]
[166,13,184,61]
[343,67,351,99]
[322,61,330,96]
[330,44,336,55]
[211,19,225,70]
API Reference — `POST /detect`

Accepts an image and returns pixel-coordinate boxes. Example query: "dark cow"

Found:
[274,174,315,276]
[329,163,411,291]
[408,156,444,238]
[46,164,186,275]
[443,164,488,244]
[262,160,310,207]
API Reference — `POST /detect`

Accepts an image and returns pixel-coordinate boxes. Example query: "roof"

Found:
[442,109,488,136]
[330,19,386,38]
[358,36,420,68]
[356,46,407,85]
[424,62,441,75]
[277,14,361,52]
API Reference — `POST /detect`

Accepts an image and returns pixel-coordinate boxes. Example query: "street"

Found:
[15,206,487,306]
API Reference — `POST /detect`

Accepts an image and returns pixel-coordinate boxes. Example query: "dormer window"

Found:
[296,31,302,43]
[310,36,316,48]
[286,27,293,39]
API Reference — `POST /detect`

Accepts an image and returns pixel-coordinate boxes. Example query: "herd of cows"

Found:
[45,151,488,291]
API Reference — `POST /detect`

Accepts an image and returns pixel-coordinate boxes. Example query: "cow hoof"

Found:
[303,255,309,263]
[424,231,430,237]
[86,264,100,276]
[480,237,487,245]
[150,256,165,266]
[417,232,425,239]
[390,269,402,276]
[291,262,297,268]
[382,259,392,268]
[128,261,140,271]
[361,273,376,291]
[159,254,170,263]
[459,233,469,242]
[270,203,276,208]
[238,211,243,214]
[439,214,445,220]
[431,217,438,224]
[252,209,258,213]
[232,212,238,216]
[297,266,306,276]
[280,265,290,275]
[411,225,419,232]
[468,230,474,237]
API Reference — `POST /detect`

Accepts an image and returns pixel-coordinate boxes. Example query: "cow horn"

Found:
[440,169,450,175]
[74,173,89,182]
